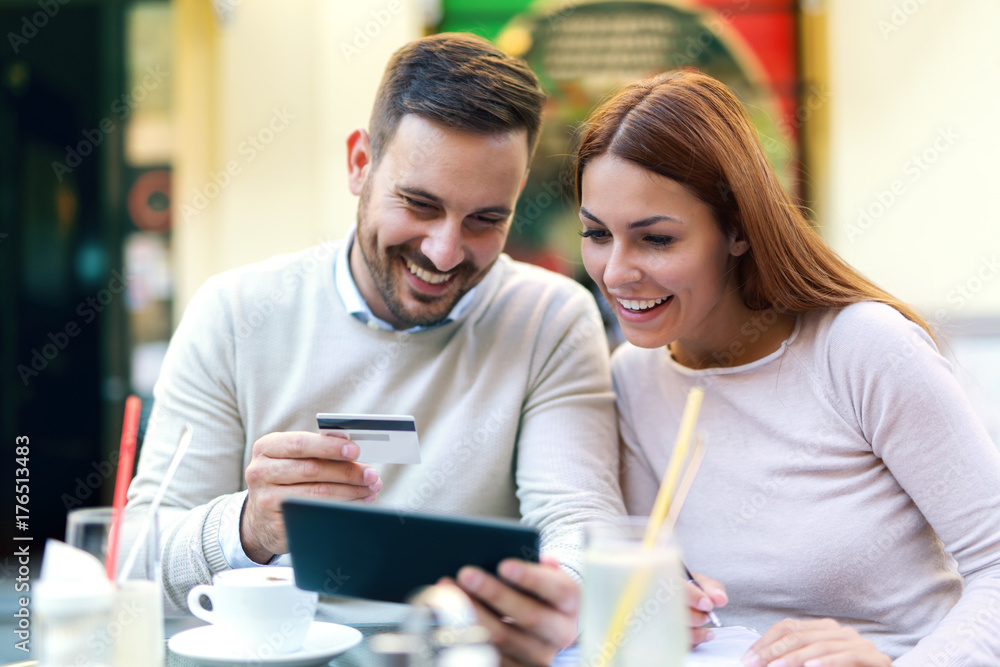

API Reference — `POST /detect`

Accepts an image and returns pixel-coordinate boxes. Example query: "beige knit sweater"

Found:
[127,243,627,612]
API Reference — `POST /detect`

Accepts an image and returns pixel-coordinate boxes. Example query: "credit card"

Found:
[316,413,420,464]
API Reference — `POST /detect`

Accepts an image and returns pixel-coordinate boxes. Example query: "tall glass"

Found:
[65,506,165,667]
[581,518,688,667]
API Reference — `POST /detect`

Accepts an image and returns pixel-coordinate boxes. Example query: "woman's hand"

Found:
[742,618,892,667]
[685,572,728,647]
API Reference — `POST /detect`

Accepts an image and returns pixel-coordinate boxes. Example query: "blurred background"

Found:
[1,0,999,564]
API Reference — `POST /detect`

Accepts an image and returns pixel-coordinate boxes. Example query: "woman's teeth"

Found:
[406,259,451,285]
[617,297,668,311]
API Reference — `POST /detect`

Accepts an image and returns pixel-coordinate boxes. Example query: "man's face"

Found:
[348,115,529,328]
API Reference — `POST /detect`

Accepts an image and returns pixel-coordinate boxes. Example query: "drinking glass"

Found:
[65,506,165,667]
[580,518,688,667]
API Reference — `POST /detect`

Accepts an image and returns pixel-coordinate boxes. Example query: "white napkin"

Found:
[34,539,116,614]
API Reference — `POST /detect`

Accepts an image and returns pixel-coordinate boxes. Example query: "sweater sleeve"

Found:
[512,286,628,578]
[832,304,1000,664]
[125,275,248,612]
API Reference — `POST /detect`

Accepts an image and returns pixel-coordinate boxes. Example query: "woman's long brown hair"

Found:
[575,70,933,338]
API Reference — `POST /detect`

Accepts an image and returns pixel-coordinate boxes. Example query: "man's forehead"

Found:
[384,114,530,163]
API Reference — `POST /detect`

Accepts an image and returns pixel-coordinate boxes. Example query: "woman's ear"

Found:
[729,233,749,257]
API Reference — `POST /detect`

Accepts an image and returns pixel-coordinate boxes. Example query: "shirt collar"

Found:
[334,227,476,332]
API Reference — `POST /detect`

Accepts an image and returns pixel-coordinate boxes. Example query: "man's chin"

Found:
[394,303,455,328]
[379,290,453,328]
[387,267,481,326]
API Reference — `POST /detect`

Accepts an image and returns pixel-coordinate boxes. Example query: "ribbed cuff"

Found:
[202,492,235,574]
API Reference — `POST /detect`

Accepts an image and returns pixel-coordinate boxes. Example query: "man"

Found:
[128,33,625,665]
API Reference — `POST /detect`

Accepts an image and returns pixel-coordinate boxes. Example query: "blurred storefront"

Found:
[1,0,174,552]
[443,0,805,279]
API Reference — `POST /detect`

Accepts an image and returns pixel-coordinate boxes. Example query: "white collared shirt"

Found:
[333,227,476,332]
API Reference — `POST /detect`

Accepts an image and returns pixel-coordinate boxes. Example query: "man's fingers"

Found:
[439,575,553,666]
[251,431,361,460]
[462,592,556,667]
[457,566,575,650]
[497,559,579,615]
[247,456,378,487]
[242,430,385,561]
[254,480,380,513]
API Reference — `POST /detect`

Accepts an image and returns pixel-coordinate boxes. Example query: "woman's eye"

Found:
[579,229,609,241]
[645,235,674,247]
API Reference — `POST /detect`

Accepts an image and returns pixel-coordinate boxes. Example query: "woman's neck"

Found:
[669,304,798,370]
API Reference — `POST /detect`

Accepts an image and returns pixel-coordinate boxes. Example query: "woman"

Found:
[575,70,1000,666]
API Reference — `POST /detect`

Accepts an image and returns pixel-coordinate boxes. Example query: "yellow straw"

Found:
[643,387,704,546]
[595,386,705,667]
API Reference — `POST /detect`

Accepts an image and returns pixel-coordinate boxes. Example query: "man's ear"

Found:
[347,128,372,196]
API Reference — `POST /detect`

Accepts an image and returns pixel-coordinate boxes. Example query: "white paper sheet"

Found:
[686,626,761,665]
[553,626,761,666]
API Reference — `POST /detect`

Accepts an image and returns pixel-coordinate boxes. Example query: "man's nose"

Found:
[420,222,465,273]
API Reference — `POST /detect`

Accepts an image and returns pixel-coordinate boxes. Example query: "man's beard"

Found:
[355,189,481,328]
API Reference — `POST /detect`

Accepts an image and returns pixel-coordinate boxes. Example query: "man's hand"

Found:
[742,618,891,667]
[453,556,579,667]
[240,431,382,563]
[685,572,728,647]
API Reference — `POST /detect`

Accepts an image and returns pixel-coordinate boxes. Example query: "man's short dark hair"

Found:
[369,33,545,163]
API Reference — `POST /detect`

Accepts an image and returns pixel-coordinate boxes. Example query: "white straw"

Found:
[117,425,193,585]
[663,435,706,532]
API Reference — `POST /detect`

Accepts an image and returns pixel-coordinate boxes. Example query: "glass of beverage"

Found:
[581,518,688,667]
[65,506,165,667]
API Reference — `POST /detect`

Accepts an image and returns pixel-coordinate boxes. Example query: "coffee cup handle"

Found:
[187,584,217,623]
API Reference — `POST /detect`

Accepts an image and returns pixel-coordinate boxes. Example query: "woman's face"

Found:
[580,154,749,360]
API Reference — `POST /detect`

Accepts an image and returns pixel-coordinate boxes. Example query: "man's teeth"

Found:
[617,297,667,311]
[406,259,451,285]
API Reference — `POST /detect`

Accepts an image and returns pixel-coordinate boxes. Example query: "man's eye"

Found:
[402,196,431,209]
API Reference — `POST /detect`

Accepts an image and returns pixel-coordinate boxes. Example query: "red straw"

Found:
[105,394,141,580]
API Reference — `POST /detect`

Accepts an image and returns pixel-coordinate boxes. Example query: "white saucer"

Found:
[168,621,363,666]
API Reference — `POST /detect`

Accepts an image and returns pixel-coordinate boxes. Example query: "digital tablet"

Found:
[317,413,420,464]
[282,498,540,603]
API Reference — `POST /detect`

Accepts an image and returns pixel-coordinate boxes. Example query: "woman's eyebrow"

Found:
[580,207,682,229]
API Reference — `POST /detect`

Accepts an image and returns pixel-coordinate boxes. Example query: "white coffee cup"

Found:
[187,567,319,655]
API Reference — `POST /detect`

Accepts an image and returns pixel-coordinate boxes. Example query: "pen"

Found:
[683,563,722,628]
